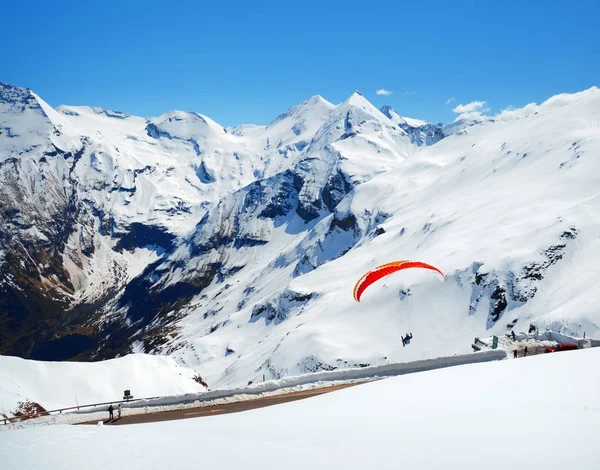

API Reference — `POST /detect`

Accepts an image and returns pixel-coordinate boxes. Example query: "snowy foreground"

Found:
[1,348,598,470]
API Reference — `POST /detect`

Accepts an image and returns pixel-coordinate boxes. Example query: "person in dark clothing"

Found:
[524,346,528,357]
[511,330,516,341]
[108,404,114,420]
[513,349,518,358]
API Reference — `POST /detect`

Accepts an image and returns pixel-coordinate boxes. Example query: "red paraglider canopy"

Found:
[353,260,444,302]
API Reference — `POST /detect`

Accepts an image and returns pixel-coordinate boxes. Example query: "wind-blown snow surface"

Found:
[1,82,600,390]
[1,349,598,469]
[0,354,201,416]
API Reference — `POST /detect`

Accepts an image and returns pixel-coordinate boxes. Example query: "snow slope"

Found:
[1,348,598,469]
[0,354,201,417]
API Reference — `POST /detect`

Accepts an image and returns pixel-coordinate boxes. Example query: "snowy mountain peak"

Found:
[302,94,329,106]
[269,94,335,127]
[0,83,79,160]
[379,104,394,117]
[377,104,445,146]
[0,82,53,125]
[379,104,428,128]
[147,110,228,140]
[343,90,373,109]
[0,82,35,106]
[333,92,400,134]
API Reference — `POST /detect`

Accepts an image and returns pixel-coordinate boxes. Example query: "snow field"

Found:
[0,347,598,469]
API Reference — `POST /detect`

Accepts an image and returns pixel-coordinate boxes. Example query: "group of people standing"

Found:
[513,346,528,358]
[107,403,122,420]
[510,330,529,358]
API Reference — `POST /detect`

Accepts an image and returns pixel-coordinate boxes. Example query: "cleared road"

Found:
[80,383,360,426]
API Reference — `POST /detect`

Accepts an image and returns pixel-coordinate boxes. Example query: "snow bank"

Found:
[510,330,592,349]
[126,349,506,409]
[0,354,202,417]
[50,349,502,415]
[544,330,583,345]
[0,347,597,470]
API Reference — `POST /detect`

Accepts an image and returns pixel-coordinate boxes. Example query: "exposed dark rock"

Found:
[118,262,221,326]
[258,171,297,219]
[233,237,269,249]
[250,290,315,325]
[29,334,95,361]
[331,213,357,231]
[489,286,508,322]
[114,223,176,252]
[299,355,337,373]
[322,170,354,212]
[250,303,279,323]
[145,123,172,139]
[195,161,215,184]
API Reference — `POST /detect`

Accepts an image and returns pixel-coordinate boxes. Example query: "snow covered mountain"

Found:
[379,104,445,146]
[1,82,599,389]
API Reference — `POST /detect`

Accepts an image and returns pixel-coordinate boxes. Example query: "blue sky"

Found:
[1,0,598,127]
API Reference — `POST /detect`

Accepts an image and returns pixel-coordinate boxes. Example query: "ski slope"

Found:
[1,348,598,469]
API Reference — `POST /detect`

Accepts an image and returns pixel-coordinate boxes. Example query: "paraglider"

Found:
[353,260,444,302]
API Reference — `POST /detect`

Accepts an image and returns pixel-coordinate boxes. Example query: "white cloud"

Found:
[376,89,392,96]
[452,101,486,113]
[452,111,486,123]
[446,97,455,104]
[495,103,537,122]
